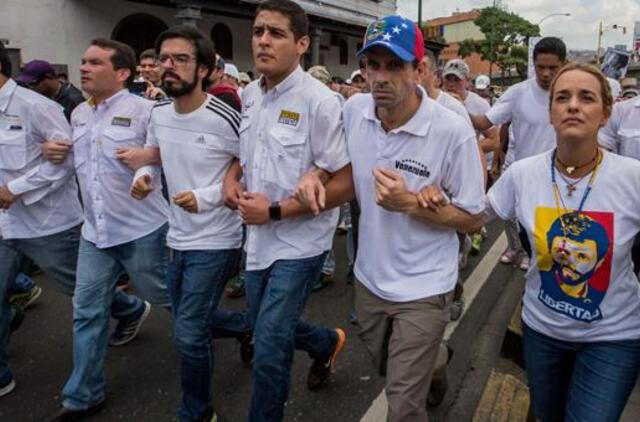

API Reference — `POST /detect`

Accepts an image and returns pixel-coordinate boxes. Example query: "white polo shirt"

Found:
[239,66,350,271]
[486,78,555,161]
[345,88,486,302]
[0,79,83,239]
[598,96,640,159]
[464,90,493,167]
[71,89,168,249]
[138,95,242,251]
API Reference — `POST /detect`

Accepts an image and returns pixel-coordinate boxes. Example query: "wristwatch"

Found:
[269,201,282,221]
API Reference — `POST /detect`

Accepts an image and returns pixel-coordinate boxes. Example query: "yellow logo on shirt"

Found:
[277,110,301,127]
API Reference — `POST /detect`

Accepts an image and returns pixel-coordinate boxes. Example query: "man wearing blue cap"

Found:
[295,15,485,421]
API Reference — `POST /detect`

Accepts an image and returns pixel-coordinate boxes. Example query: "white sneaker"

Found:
[0,378,15,397]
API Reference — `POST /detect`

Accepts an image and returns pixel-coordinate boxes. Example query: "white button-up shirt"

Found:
[599,96,640,159]
[137,95,243,251]
[71,90,168,249]
[0,79,83,239]
[239,66,350,270]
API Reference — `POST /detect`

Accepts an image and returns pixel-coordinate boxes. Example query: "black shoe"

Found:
[9,306,25,339]
[427,369,448,407]
[46,402,105,422]
[307,328,346,391]
[239,331,254,367]
[109,301,151,347]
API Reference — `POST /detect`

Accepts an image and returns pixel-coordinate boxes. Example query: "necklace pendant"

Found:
[566,166,575,175]
[567,185,576,197]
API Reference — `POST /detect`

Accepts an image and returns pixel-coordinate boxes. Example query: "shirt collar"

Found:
[88,88,128,111]
[633,96,640,108]
[0,79,18,114]
[362,85,432,137]
[260,66,304,97]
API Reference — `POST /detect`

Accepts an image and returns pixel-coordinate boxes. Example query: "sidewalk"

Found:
[622,378,640,421]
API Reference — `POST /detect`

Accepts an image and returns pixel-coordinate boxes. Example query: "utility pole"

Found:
[596,21,603,64]
[418,0,422,29]
[489,0,496,83]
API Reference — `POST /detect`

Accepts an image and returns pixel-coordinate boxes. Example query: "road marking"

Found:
[360,233,508,422]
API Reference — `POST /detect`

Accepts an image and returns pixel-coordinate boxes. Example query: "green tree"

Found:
[458,7,540,79]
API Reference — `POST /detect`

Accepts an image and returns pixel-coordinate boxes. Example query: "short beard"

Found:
[162,68,199,98]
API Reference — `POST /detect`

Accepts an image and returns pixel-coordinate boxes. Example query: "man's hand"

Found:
[174,191,198,213]
[373,168,417,213]
[223,178,246,210]
[238,192,270,225]
[145,85,167,101]
[294,169,330,215]
[42,140,72,164]
[131,174,154,200]
[416,184,449,212]
[116,148,157,171]
[0,185,17,210]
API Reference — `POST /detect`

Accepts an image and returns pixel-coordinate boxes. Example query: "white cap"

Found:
[224,63,240,81]
[347,69,363,84]
[475,74,490,90]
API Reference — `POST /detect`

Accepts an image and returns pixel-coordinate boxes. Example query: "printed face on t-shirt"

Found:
[535,209,613,323]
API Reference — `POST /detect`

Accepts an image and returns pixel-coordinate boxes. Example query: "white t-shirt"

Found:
[464,91,493,167]
[487,78,556,162]
[488,150,640,342]
[345,88,486,302]
[436,91,472,127]
[598,96,640,159]
[138,95,242,251]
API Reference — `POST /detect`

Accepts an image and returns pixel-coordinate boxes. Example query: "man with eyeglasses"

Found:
[131,25,245,422]
[45,39,171,421]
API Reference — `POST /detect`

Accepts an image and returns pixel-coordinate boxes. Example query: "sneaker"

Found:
[500,249,517,265]
[450,298,464,321]
[0,377,16,398]
[239,331,254,367]
[9,285,42,309]
[307,328,346,391]
[427,368,448,407]
[470,233,483,255]
[336,221,350,235]
[109,301,151,347]
[46,401,105,421]
[519,256,530,271]
[9,306,25,339]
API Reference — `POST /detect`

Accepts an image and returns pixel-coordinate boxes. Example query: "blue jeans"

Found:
[0,225,137,387]
[62,225,171,410]
[245,253,338,422]
[167,248,241,422]
[522,322,640,422]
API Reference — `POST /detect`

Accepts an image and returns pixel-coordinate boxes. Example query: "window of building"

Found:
[211,23,233,60]
[112,14,168,60]
[339,39,349,65]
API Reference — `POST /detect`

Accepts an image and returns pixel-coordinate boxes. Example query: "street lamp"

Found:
[596,22,627,64]
[537,13,571,26]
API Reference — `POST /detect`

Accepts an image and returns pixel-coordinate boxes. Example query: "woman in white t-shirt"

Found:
[421,63,640,422]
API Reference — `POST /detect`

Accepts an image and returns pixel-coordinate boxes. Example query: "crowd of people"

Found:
[2,0,640,421]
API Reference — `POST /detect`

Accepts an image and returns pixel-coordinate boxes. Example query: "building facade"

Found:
[424,10,500,77]
[1,0,396,85]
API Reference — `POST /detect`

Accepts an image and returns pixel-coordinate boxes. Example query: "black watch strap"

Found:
[269,201,282,221]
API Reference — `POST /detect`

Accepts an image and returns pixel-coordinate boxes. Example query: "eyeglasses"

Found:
[157,53,197,66]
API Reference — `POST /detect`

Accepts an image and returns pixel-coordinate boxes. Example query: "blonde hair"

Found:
[549,62,613,118]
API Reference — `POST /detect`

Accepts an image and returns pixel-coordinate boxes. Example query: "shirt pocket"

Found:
[619,129,640,159]
[262,126,306,191]
[102,127,137,174]
[0,129,28,170]
[72,126,89,170]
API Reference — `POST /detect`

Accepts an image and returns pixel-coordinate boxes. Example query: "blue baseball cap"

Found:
[357,15,424,62]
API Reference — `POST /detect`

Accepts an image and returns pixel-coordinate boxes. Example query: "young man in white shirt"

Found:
[0,43,141,399]
[45,39,171,421]
[469,37,567,269]
[221,1,352,420]
[131,26,244,422]
[296,15,486,421]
